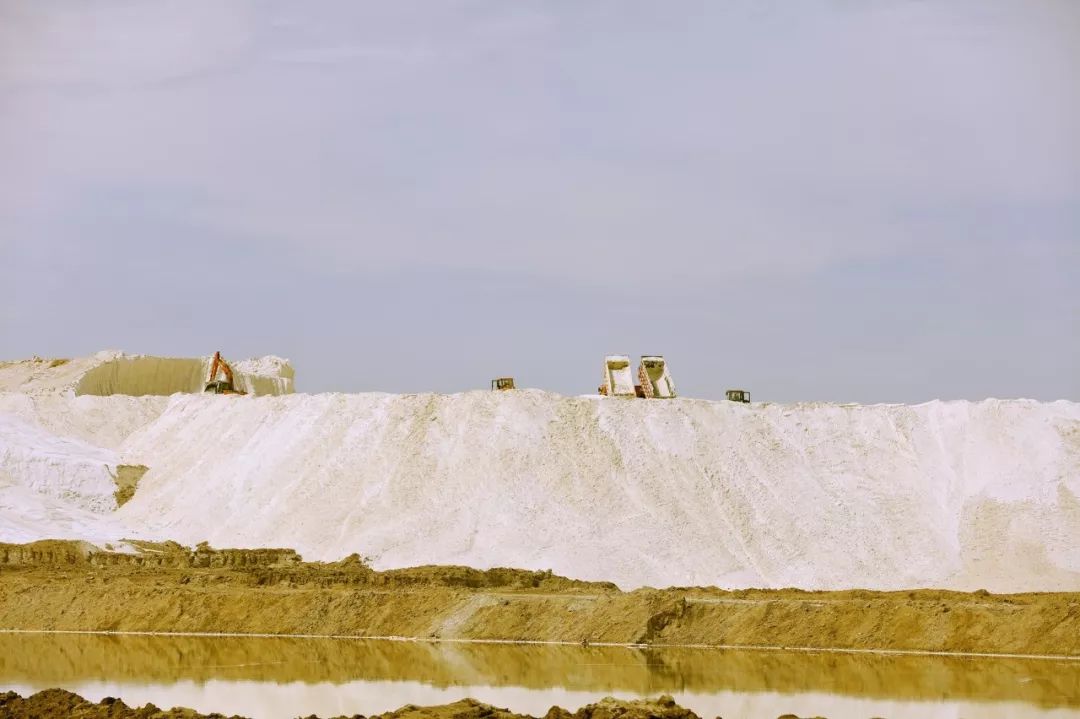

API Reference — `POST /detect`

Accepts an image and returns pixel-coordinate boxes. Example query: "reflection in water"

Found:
[1,633,1078,719]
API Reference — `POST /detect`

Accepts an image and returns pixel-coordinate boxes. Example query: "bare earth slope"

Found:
[2,541,1078,657]
[0,354,1078,592]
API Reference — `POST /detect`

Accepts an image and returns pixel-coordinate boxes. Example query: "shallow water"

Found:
[1,633,1078,718]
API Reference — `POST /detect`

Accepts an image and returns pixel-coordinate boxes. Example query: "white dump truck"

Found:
[638,356,676,398]
[598,355,637,397]
[598,355,676,398]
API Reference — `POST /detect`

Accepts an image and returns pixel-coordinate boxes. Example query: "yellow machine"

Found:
[491,377,516,391]
[726,389,750,403]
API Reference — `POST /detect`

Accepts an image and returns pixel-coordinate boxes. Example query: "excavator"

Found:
[204,351,246,395]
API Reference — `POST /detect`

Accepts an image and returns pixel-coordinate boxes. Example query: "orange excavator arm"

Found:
[205,351,245,395]
[208,351,235,384]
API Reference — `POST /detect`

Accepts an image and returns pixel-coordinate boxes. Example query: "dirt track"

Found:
[1,540,1078,657]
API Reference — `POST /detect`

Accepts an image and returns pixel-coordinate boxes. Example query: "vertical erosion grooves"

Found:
[73,355,294,397]
[74,358,210,397]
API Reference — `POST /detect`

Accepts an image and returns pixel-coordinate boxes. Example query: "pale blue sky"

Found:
[1,1,1077,401]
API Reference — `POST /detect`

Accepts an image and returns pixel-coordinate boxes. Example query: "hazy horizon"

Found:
[2,1,1077,402]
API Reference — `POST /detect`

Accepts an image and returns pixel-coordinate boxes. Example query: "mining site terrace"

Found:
[1,351,1078,719]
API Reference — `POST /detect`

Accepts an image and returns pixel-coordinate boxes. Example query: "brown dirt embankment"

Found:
[0,690,744,719]
[1,540,1078,657]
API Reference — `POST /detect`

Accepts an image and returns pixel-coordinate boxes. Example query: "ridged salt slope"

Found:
[0,409,132,544]
[1,356,1078,591]
[0,352,292,545]
[102,391,1080,592]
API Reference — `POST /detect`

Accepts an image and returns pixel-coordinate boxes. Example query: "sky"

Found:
[1,1,1077,402]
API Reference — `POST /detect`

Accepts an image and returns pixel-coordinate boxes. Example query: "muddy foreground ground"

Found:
[2,540,1078,656]
[4,690,799,719]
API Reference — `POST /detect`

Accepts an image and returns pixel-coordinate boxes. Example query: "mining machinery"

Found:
[204,351,246,395]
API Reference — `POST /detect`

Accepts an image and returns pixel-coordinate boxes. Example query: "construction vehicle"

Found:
[598,355,636,397]
[204,351,246,395]
[491,377,516,391]
[726,389,750,403]
[638,356,676,398]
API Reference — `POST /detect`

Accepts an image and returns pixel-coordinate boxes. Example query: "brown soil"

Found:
[111,465,149,507]
[0,690,764,719]
[1,540,1078,657]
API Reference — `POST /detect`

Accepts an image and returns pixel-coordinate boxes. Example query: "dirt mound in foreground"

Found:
[0,689,217,718]
[0,690,813,719]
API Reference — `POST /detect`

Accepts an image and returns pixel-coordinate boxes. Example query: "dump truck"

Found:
[598,355,636,397]
[726,389,750,403]
[204,351,247,395]
[638,356,676,399]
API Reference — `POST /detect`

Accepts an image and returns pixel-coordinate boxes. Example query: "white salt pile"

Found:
[0,350,294,397]
[0,352,1077,592]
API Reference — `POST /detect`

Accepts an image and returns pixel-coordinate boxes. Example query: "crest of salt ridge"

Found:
[0,351,1077,593]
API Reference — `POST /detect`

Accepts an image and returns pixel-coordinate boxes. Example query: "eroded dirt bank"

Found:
[0,691,745,719]
[1,541,1078,656]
